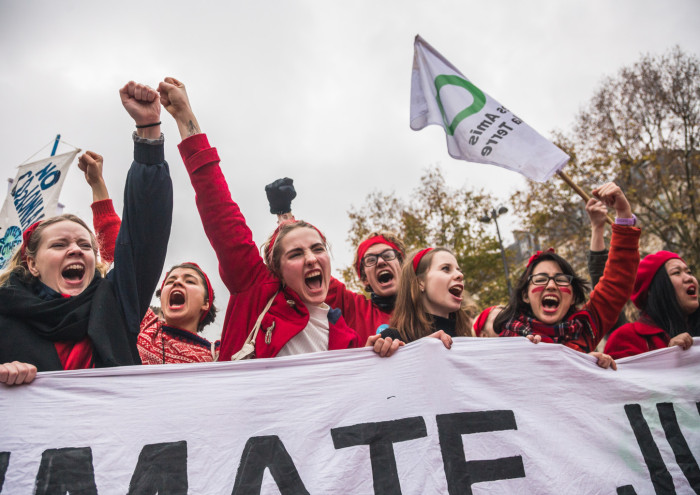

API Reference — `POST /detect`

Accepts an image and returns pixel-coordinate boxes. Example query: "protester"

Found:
[604,251,698,359]
[381,247,473,348]
[265,178,405,343]
[473,305,503,337]
[493,183,640,369]
[79,152,220,364]
[158,77,400,360]
[138,262,219,364]
[0,81,173,384]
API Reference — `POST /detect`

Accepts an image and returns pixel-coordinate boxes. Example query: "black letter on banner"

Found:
[232,435,308,495]
[624,404,675,494]
[617,486,638,495]
[657,403,700,491]
[127,441,188,495]
[331,417,427,495]
[0,452,9,491]
[436,411,525,495]
[34,447,97,495]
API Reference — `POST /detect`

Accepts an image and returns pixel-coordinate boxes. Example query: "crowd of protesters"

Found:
[1,78,697,386]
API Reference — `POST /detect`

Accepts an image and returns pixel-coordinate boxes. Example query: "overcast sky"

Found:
[1,0,698,339]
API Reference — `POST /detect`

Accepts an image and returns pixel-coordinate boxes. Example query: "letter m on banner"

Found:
[0,150,78,269]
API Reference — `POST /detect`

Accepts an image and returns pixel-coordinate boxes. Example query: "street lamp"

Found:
[479,206,512,297]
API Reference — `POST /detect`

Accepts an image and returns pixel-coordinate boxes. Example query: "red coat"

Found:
[325,278,391,344]
[179,134,359,360]
[604,320,669,359]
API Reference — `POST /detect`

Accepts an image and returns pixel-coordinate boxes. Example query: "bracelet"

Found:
[135,122,161,129]
[614,214,637,226]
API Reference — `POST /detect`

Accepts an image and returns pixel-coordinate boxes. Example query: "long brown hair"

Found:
[390,247,474,342]
[0,214,108,287]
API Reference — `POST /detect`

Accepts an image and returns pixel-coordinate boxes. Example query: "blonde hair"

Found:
[390,247,474,342]
[0,214,108,287]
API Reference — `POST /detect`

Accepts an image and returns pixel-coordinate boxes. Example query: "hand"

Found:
[158,77,200,138]
[266,178,297,215]
[526,334,542,344]
[589,351,617,370]
[427,330,452,349]
[592,182,633,219]
[0,361,37,385]
[366,334,404,357]
[77,151,109,202]
[585,198,608,230]
[119,81,161,127]
[668,332,693,350]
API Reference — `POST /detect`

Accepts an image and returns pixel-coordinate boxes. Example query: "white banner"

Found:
[1,338,699,494]
[0,150,78,269]
[410,35,569,182]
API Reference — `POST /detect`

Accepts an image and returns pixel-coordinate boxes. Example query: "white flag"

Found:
[0,150,78,268]
[410,35,569,182]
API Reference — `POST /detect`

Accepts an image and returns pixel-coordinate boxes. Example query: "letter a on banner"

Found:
[410,35,569,182]
[0,150,78,269]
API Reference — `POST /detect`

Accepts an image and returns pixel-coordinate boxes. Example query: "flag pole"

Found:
[556,170,613,225]
[50,134,61,157]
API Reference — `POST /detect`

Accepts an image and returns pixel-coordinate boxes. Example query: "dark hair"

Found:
[493,252,590,333]
[390,247,474,341]
[644,267,700,337]
[156,262,217,332]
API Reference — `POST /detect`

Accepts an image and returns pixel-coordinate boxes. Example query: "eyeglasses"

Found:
[528,273,574,286]
[362,249,398,268]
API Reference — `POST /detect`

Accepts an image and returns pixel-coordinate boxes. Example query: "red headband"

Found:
[160,262,214,322]
[266,220,326,267]
[355,235,404,277]
[20,220,43,266]
[473,305,497,337]
[526,248,555,268]
[412,248,434,272]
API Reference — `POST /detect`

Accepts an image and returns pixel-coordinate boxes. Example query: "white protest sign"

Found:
[1,338,698,494]
[0,150,78,268]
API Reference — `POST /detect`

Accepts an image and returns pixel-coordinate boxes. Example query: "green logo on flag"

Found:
[434,75,486,136]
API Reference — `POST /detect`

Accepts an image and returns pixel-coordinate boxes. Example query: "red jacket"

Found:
[325,278,391,344]
[179,134,359,360]
[604,320,669,359]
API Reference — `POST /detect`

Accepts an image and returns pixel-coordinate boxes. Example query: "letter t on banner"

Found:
[410,35,569,182]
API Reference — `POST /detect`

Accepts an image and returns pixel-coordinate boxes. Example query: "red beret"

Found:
[631,251,681,309]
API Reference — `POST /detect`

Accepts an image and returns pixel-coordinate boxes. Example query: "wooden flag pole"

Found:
[556,170,614,225]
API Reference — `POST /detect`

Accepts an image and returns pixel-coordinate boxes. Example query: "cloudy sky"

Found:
[1,0,698,339]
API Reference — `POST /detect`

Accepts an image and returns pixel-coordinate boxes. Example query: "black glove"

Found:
[265,177,297,214]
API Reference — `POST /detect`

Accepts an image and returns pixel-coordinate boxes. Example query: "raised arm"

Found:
[78,151,121,264]
[579,183,640,349]
[158,77,271,292]
[109,81,173,335]
[585,197,608,288]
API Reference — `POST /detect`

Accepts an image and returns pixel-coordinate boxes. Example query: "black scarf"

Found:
[428,313,457,337]
[371,293,396,313]
[0,272,138,371]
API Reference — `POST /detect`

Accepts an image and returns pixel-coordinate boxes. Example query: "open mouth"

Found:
[448,285,463,297]
[377,270,394,285]
[305,270,323,290]
[62,264,85,282]
[542,295,560,311]
[687,285,697,296]
[169,290,186,307]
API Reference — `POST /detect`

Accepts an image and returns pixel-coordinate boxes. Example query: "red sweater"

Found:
[179,134,359,360]
[325,278,391,344]
[604,320,669,359]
